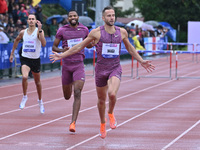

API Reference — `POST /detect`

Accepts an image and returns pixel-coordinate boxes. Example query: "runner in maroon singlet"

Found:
[52,10,94,132]
[50,6,155,138]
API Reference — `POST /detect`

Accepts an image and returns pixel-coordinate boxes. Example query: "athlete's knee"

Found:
[108,91,116,100]
[74,89,81,99]
[63,89,72,100]
[22,75,28,81]
[64,94,71,100]
[35,80,41,86]
[98,98,106,106]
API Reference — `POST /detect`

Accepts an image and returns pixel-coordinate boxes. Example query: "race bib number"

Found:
[67,38,83,48]
[102,43,120,58]
[23,40,36,52]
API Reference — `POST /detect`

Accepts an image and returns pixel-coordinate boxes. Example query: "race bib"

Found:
[23,40,36,52]
[102,43,120,58]
[67,38,83,48]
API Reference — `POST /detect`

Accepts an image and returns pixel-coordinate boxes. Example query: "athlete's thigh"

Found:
[62,65,73,85]
[62,83,73,99]
[107,64,121,94]
[107,76,120,95]
[21,65,30,78]
[62,65,73,98]
[73,62,85,82]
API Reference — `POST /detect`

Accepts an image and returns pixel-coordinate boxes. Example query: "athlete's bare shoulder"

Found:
[16,29,25,40]
[90,27,100,35]
[88,27,101,41]
[120,27,128,40]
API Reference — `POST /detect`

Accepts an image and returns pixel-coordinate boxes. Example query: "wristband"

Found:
[39,30,42,33]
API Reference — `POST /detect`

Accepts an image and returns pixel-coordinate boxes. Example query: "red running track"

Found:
[0,55,200,150]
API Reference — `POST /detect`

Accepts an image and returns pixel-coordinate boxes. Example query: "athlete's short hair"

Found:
[28,14,36,19]
[102,6,114,15]
[68,10,79,16]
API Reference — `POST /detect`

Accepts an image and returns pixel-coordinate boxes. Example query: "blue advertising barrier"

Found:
[0,43,19,70]
[0,42,62,70]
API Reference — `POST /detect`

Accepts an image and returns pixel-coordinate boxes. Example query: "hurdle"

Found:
[136,50,173,79]
[170,42,195,62]
[195,43,200,62]
[175,50,200,79]
[121,55,134,78]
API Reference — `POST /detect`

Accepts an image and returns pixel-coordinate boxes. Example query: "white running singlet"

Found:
[22,28,41,59]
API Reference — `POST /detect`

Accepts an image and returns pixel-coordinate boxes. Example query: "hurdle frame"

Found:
[175,50,200,79]
[136,50,173,79]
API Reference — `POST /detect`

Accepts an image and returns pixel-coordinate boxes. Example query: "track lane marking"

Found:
[162,120,200,150]
[66,85,200,150]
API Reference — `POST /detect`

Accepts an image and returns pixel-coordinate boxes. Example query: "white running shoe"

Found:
[38,100,45,114]
[19,96,28,109]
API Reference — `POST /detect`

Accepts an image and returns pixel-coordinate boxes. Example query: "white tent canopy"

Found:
[127,20,154,31]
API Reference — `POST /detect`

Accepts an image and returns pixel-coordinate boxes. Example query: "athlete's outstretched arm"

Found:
[121,28,155,72]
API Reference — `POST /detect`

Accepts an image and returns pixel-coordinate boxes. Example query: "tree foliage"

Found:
[42,4,67,17]
[133,0,200,42]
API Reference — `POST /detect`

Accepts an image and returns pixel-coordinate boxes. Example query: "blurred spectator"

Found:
[17,4,28,25]
[2,14,9,28]
[28,1,36,14]
[126,26,132,38]
[0,14,3,26]
[58,18,68,28]
[0,26,9,43]
[12,3,19,24]
[139,29,145,48]
[8,0,15,18]
[0,0,8,15]
[18,0,23,8]
[7,25,18,42]
[7,17,15,27]
[28,5,35,14]
[156,25,168,38]
[35,5,43,24]
[135,24,139,35]
[15,19,22,29]
[49,18,58,41]
[138,28,142,38]
[132,31,145,50]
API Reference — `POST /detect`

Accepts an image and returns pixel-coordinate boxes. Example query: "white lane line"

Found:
[0,79,138,116]
[0,75,61,88]
[0,80,172,141]
[0,85,61,100]
[66,85,200,150]
[162,120,200,150]
[0,78,95,100]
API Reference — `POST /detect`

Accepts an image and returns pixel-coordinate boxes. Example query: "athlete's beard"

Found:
[105,19,115,26]
[69,20,78,26]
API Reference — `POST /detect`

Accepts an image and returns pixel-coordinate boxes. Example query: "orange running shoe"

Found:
[99,123,106,139]
[108,113,117,129]
[69,121,76,132]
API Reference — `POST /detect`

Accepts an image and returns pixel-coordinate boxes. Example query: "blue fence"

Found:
[0,42,59,70]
